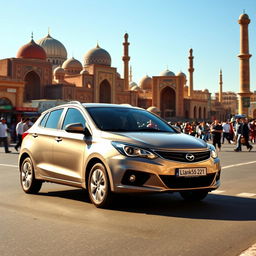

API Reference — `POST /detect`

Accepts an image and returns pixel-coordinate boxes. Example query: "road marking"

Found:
[239,243,256,256]
[236,193,256,198]
[210,190,226,194]
[0,164,18,168]
[222,161,256,169]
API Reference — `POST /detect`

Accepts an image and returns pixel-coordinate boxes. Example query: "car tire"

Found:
[180,190,208,201]
[88,163,112,208]
[20,157,42,194]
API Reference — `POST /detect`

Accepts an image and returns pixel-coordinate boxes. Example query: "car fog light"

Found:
[129,175,136,183]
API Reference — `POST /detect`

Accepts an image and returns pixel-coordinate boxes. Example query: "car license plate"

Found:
[177,168,207,177]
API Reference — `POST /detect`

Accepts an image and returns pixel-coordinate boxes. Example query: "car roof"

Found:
[82,103,141,109]
[41,102,143,115]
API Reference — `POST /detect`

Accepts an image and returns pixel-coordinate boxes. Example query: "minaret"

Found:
[219,69,223,103]
[238,13,252,115]
[122,33,130,91]
[129,65,132,83]
[188,48,194,98]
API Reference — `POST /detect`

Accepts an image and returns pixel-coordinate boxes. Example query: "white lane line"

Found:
[0,164,18,168]
[239,243,256,256]
[222,161,256,169]
[210,190,226,194]
[236,193,256,198]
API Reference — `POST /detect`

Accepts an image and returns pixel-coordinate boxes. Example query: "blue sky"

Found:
[0,0,256,94]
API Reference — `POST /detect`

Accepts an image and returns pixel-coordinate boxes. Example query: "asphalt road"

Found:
[0,143,256,256]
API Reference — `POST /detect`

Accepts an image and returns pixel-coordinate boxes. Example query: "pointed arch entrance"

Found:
[99,79,111,103]
[24,71,41,101]
[160,87,176,119]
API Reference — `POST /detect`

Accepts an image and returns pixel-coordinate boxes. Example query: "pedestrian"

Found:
[15,117,24,152]
[233,118,243,152]
[211,119,223,151]
[249,120,256,143]
[0,117,11,153]
[23,118,31,132]
[222,120,231,144]
[241,118,253,151]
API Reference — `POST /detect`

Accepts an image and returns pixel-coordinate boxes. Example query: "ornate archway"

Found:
[160,87,176,119]
[203,107,206,119]
[194,106,197,119]
[99,79,111,103]
[0,97,13,110]
[198,107,202,119]
[24,71,41,101]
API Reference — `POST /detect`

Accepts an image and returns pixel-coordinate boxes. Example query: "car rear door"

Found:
[31,108,64,178]
[52,107,87,184]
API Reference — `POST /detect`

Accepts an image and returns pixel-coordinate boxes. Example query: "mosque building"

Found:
[0,12,256,123]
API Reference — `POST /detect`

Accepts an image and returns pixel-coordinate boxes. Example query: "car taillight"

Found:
[22,132,29,140]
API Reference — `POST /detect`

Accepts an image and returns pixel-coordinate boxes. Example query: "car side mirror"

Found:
[65,123,91,136]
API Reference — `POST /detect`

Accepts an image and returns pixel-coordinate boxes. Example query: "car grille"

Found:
[154,150,210,162]
[159,173,216,189]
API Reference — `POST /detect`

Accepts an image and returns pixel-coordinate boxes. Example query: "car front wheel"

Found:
[20,157,42,194]
[179,190,208,201]
[88,163,112,208]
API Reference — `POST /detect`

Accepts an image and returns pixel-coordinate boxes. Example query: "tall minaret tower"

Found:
[129,65,132,83]
[123,33,130,91]
[219,69,223,103]
[238,13,252,115]
[188,48,194,98]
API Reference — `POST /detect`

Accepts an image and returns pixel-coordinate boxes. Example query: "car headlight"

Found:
[112,142,158,159]
[207,144,218,159]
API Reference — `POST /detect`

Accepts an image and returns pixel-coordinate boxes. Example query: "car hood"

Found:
[101,131,208,150]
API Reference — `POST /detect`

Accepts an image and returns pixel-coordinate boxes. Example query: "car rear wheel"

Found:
[88,163,112,208]
[180,190,208,201]
[20,157,42,194]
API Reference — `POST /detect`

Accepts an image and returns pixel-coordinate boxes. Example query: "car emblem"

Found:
[185,153,195,161]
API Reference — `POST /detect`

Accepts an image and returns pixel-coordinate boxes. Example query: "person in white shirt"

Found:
[222,120,231,144]
[15,117,24,152]
[0,117,11,153]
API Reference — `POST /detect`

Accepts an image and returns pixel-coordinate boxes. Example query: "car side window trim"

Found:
[60,107,89,131]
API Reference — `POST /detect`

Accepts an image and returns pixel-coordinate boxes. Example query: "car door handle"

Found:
[55,137,62,142]
[32,133,38,138]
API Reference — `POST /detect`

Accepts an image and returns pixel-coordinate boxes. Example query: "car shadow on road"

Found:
[38,188,256,221]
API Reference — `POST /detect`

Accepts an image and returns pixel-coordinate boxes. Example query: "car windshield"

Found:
[86,107,177,133]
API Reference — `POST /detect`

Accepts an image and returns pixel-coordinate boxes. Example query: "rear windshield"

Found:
[86,107,176,133]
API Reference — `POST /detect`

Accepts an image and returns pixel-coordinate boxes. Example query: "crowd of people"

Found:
[0,117,34,153]
[172,117,255,152]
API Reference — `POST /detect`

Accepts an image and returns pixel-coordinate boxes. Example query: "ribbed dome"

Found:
[80,69,89,75]
[177,71,186,77]
[37,33,67,65]
[62,57,82,69]
[129,81,138,87]
[159,69,175,76]
[17,39,46,60]
[62,57,82,75]
[84,44,111,67]
[139,75,152,90]
[53,66,65,75]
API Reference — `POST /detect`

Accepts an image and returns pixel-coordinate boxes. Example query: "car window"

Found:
[40,112,50,127]
[86,107,176,133]
[62,108,86,130]
[45,109,63,129]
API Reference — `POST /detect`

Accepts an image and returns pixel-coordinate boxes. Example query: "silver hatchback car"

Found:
[19,102,221,208]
